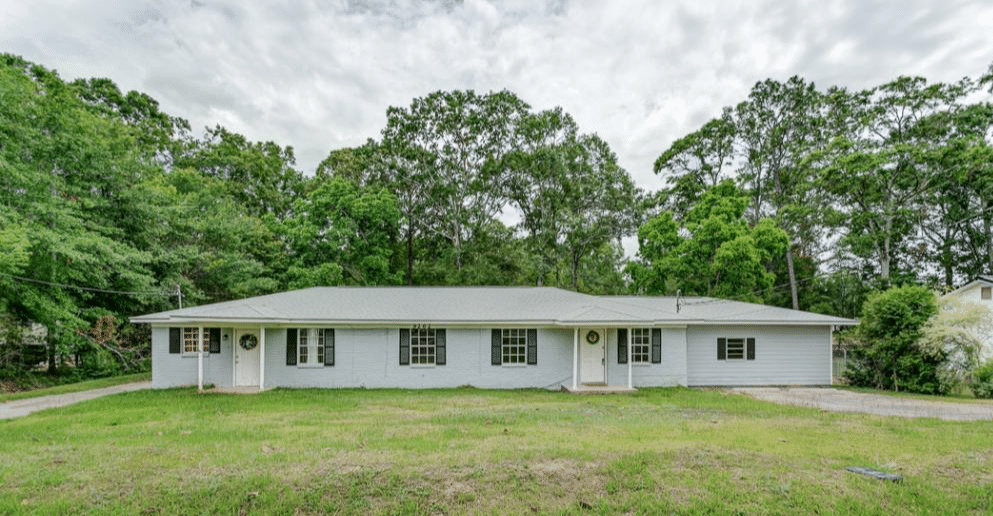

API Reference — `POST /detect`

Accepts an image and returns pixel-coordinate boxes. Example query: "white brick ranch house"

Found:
[131,287,855,392]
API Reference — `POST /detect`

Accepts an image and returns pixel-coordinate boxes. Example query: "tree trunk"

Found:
[571,251,581,290]
[985,206,993,273]
[46,334,56,374]
[405,225,414,286]
[785,246,799,310]
[942,239,953,288]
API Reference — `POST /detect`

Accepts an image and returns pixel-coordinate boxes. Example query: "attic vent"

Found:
[983,287,992,300]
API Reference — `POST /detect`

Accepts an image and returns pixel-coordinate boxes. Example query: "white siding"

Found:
[604,327,688,387]
[261,327,576,389]
[150,326,234,388]
[686,325,831,386]
[151,324,833,388]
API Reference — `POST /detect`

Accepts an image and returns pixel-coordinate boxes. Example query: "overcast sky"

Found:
[3,0,992,190]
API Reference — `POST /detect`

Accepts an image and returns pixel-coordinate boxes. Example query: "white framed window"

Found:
[297,328,328,366]
[410,328,436,365]
[501,329,527,365]
[726,338,746,360]
[983,286,991,300]
[183,327,205,354]
[631,328,651,363]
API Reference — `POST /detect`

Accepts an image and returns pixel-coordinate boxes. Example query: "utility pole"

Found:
[176,284,183,309]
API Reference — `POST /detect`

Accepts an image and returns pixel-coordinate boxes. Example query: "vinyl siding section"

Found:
[604,327,688,386]
[262,327,576,389]
[150,326,234,388]
[686,325,831,386]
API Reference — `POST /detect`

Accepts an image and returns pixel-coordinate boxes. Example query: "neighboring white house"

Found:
[943,276,993,362]
[130,287,855,392]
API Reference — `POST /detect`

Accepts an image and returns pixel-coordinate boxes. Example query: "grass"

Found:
[0,372,150,403]
[1,387,991,515]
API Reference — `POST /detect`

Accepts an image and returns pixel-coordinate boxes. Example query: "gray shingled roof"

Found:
[131,287,855,326]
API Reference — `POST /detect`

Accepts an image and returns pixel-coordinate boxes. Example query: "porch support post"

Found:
[627,327,633,389]
[197,325,204,391]
[259,326,266,391]
[572,328,579,390]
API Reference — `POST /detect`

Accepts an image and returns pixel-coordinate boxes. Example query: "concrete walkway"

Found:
[0,381,152,420]
[731,387,993,421]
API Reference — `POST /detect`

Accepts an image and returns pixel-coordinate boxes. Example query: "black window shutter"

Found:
[324,329,335,366]
[717,338,727,361]
[617,328,628,364]
[208,328,221,354]
[746,337,755,360]
[526,329,537,365]
[286,328,297,366]
[169,328,181,354]
[491,329,502,365]
[399,329,410,365]
[435,329,446,366]
[651,328,662,364]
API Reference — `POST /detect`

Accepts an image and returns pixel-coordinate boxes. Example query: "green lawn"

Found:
[1,387,991,515]
[0,372,150,403]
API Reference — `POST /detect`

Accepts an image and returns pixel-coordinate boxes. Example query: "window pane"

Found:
[183,328,201,353]
[501,329,526,364]
[726,338,745,360]
[299,330,309,364]
[631,328,651,363]
[410,328,435,365]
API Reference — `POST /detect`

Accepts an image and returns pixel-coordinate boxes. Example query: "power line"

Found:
[0,272,172,296]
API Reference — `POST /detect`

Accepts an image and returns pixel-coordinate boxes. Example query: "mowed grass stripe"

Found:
[0,387,991,515]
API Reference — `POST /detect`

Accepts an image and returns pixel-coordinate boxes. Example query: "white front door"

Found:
[579,328,605,384]
[234,329,261,386]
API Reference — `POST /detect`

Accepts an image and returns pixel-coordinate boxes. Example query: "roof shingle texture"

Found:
[132,287,855,326]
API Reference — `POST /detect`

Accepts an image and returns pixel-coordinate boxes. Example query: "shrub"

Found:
[971,360,993,399]
[845,285,946,394]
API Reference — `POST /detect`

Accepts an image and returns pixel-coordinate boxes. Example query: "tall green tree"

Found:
[820,77,969,283]
[653,109,736,219]
[281,177,401,287]
[175,125,303,219]
[629,181,788,301]
[735,77,825,309]
[379,90,530,274]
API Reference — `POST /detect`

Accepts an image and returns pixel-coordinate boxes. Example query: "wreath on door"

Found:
[585,330,600,345]
[239,334,259,351]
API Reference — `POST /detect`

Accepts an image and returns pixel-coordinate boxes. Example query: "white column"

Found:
[259,326,266,391]
[197,325,204,391]
[627,327,633,389]
[572,328,579,390]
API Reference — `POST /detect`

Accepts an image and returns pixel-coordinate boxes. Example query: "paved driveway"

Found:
[0,381,151,420]
[731,387,993,421]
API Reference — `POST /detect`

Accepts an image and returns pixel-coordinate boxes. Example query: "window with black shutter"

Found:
[617,328,628,364]
[399,328,410,365]
[651,328,662,364]
[169,328,181,354]
[718,337,753,361]
[286,328,297,365]
[526,329,537,365]
[491,329,502,365]
[324,329,335,366]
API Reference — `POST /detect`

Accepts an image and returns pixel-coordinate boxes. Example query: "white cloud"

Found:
[2,0,992,192]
